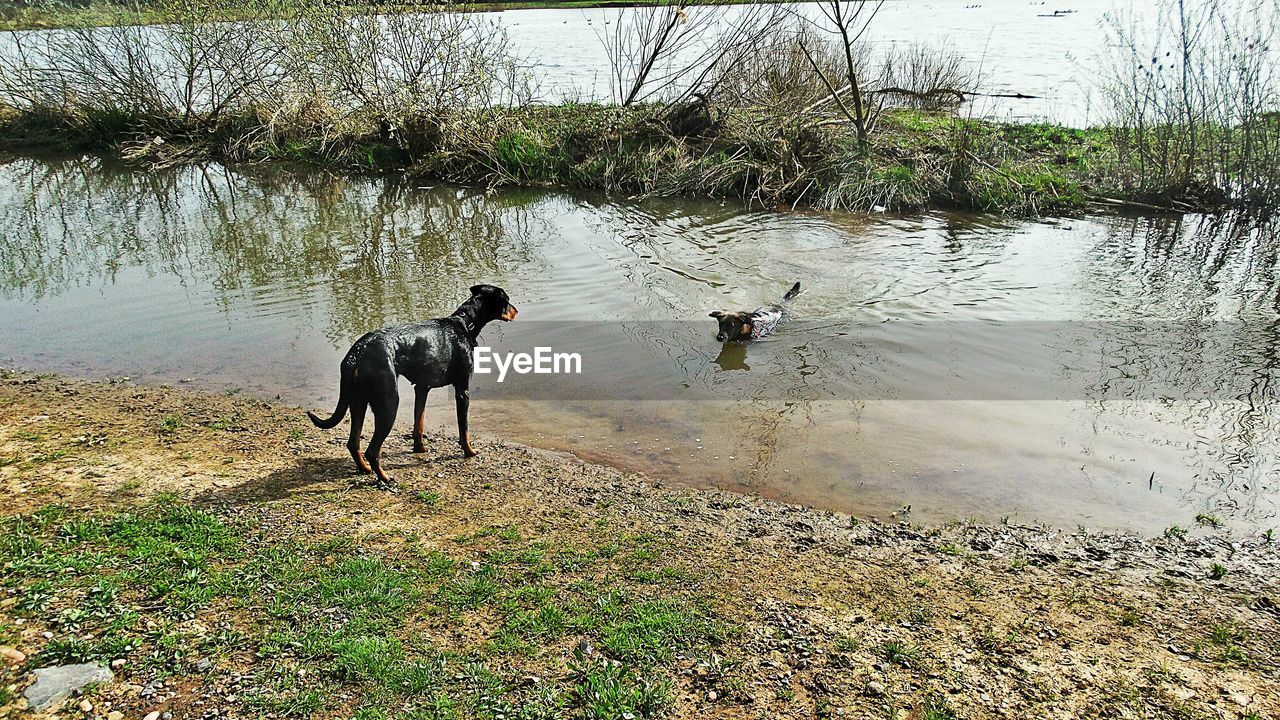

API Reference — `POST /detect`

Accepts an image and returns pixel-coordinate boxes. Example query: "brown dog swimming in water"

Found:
[307,284,517,488]
[709,282,800,342]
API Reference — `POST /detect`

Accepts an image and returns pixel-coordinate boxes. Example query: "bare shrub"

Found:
[790,0,885,144]
[0,0,288,125]
[875,42,973,111]
[284,6,532,126]
[708,26,972,125]
[0,0,532,147]
[1101,0,1280,206]
[597,0,785,108]
[708,21,859,111]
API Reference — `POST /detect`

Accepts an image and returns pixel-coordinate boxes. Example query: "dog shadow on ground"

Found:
[193,437,468,506]
[194,456,354,506]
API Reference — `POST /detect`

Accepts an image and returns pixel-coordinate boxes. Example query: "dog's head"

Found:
[709,311,753,342]
[470,284,518,321]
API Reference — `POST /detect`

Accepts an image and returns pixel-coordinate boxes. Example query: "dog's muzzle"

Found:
[500,305,518,321]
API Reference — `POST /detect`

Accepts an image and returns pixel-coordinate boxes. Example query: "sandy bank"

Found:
[0,369,1277,718]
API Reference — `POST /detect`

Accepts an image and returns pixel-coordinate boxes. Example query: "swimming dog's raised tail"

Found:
[782,281,801,303]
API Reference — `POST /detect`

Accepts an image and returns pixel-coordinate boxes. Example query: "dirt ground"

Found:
[1,370,1277,719]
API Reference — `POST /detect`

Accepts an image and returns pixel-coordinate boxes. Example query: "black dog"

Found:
[308,284,517,487]
[709,282,800,342]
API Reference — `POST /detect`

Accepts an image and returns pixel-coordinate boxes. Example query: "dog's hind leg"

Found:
[412,386,429,453]
[454,382,477,458]
[347,397,372,474]
[363,372,399,488]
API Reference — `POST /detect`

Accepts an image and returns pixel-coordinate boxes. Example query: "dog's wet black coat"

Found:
[710,282,800,342]
[308,284,517,487]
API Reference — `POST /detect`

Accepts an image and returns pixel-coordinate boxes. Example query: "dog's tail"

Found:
[781,281,801,303]
[307,368,351,430]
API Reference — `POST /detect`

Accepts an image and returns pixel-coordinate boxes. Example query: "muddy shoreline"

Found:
[1,369,1278,718]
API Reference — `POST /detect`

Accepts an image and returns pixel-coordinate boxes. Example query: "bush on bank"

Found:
[0,100,1115,215]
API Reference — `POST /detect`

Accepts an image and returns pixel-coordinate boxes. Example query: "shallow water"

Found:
[1,154,1278,533]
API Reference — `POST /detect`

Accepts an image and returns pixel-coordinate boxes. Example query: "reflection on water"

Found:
[2,153,1279,533]
[0,156,544,342]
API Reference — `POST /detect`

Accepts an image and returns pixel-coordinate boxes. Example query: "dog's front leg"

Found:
[413,386,430,453]
[454,383,476,458]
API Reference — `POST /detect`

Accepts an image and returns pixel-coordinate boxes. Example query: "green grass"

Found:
[157,414,185,435]
[0,499,727,719]
[876,640,920,667]
[936,542,970,557]
[921,694,959,720]
[206,413,247,432]
[1195,513,1223,528]
[1203,623,1252,669]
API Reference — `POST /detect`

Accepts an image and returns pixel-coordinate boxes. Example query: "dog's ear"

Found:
[709,311,724,318]
[470,284,485,296]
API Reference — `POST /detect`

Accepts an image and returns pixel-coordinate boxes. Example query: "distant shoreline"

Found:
[2,0,784,31]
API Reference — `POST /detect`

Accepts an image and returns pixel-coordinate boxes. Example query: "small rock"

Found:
[23,662,114,712]
[0,646,24,665]
[706,690,718,701]
[144,712,161,720]
[110,659,126,669]
[865,680,886,697]
[108,712,124,720]
[79,699,93,713]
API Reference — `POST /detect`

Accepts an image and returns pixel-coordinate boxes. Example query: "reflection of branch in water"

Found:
[0,155,193,299]
[0,156,545,348]
[1076,212,1280,521]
